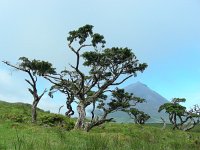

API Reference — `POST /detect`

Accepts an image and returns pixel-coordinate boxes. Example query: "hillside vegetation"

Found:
[0,100,200,150]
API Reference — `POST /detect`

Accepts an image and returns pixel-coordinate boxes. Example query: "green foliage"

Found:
[18,57,56,75]
[158,98,200,131]
[0,101,74,130]
[67,24,105,47]
[0,101,42,122]
[158,103,186,115]
[108,88,145,110]
[129,108,150,124]
[0,121,199,150]
[40,114,74,130]
[108,89,133,109]
[97,88,145,114]
[172,98,186,103]
[82,47,148,76]
[47,24,148,130]
[158,98,187,116]
[3,57,56,123]
[3,114,28,123]
[0,100,200,149]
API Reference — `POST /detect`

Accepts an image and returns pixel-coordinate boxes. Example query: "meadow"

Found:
[0,101,199,150]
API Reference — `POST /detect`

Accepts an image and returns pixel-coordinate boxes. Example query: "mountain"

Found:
[108,82,169,123]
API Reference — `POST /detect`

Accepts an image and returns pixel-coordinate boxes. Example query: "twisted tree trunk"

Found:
[161,117,166,130]
[84,110,114,132]
[32,99,39,123]
[31,89,46,123]
[74,103,86,129]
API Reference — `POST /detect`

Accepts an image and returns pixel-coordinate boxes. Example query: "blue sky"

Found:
[0,0,200,112]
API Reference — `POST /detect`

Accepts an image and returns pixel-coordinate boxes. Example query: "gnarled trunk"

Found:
[74,103,86,129]
[161,117,166,130]
[32,99,39,123]
[84,111,113,132]
[31,89,46,123]
[84,118,113,132]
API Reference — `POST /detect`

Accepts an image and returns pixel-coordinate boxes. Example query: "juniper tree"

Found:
[158,98,200,131]
[84,88,145,131]
[45,24,148,131]
[47,79,75,117]
[2,57,55,123]
[126,108,150,124]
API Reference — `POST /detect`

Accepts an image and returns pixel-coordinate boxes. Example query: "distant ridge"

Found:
[108,82,169,123]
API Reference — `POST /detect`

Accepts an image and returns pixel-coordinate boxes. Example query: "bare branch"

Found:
[27,71,37,92]
[28,88,34,95]
[58,105,64,114]
[111,74,133,86]
[25,79,34,88]
[2,61,26,72]
[39,89,47,100]
[77,44,92,52]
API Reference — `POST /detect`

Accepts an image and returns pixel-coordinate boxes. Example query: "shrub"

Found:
[40,114,74,130]
[2,114,28,123]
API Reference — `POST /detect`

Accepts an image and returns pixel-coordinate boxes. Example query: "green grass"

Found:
[0,100,49,120]
[0,100,200,150]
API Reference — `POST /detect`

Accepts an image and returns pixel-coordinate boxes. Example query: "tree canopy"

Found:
[45,24,148,131]
[158,98,200,131]
[127,108,150,124]
[3,57,55,122]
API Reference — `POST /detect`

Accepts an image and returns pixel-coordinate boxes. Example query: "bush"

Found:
[40,114,74,130]
[2,114,28,123]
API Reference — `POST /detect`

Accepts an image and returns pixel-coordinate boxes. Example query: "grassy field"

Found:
[0,100,200,150]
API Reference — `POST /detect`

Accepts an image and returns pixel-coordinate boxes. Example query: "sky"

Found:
[0,0,200,113]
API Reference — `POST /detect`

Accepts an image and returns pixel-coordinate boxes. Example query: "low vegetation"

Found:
[0,100,200,150]
[0,101,75,130]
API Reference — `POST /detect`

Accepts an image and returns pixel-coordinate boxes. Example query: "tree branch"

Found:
[2,61,26,72]
[58,105,64,114]
[39,89,47,100]
[111,74,133,86]
[25,79,34,88]
[77,44,92,52]
[26,71,38,95]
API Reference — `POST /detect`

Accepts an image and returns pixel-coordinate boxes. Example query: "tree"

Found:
[47,79,75,118]
[2,57,55,123]
[84,88,145,131]
[127,108,150,124]
[45,24,147,131]
[158,98,200,131]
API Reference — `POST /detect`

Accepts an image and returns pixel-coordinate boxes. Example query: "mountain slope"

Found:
[0,100,49,122]
[108,82,169,123]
